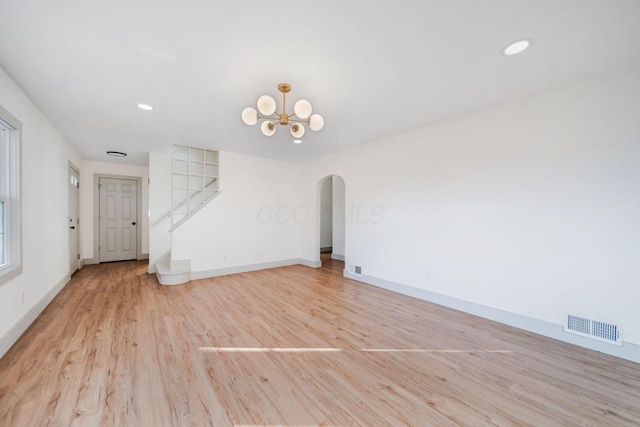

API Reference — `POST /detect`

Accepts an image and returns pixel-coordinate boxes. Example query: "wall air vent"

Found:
[565,315,622,346]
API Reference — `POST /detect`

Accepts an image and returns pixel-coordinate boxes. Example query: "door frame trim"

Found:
[92,173,143,263]
[68,161,80,273]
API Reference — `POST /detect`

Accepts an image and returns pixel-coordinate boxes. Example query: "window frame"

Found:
[0,198,6,266]
[0,104,22,285]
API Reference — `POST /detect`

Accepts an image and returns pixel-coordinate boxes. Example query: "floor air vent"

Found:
[348,265,362,276]
[566,315,622,346]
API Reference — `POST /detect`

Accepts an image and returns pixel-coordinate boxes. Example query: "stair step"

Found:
[155,261,190,285]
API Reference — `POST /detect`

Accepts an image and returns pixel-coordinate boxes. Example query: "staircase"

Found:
[154,145,221,285]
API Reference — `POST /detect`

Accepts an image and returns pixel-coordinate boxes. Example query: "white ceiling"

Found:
[1,1,640,165]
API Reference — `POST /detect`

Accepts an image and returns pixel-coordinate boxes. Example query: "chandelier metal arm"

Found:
[287,117,310,124]
[256,112,308,126]
[256,113,278,120]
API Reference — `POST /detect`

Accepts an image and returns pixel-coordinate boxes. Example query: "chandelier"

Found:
[241,83,324,141]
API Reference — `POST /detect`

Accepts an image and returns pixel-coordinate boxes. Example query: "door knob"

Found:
[70,226,76,229]
[132,222,137,225]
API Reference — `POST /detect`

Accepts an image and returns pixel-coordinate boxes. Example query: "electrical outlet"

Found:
[425,272,432,281]
[21,291,25,304]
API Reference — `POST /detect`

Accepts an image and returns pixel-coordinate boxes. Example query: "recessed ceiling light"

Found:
[293,139,303,144]
[107,151,127,157]
[503,39,532,56]
[137,103,154,111]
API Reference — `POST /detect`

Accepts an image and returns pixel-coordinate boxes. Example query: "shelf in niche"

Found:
[173,187,218,191]
[173,160,219,166]
[173,159,219,165]
[173,173,218,178]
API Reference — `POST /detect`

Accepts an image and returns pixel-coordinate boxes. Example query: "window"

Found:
[0,104,22,285]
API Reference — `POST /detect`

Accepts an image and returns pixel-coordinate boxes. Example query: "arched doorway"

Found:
[318,175,346,265]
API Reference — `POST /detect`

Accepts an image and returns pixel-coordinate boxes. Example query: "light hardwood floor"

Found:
[1,255,639,426]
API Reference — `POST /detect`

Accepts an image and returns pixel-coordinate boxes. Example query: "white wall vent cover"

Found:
[565,315,622,346]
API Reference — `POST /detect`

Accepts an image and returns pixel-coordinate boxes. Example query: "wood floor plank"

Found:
[1,255,640,426]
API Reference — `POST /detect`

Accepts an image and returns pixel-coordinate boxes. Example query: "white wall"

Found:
[0,66,80,351]
[299,64,640,348]
[320,178,333,249]
[170,151,302,274]
[148,152,172,271]
[79,160,149,260]
[332,176,346,258]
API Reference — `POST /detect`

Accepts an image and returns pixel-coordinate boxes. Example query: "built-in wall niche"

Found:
[171,145,219,229]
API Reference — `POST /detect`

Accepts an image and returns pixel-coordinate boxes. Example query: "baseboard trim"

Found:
[86,254,149,264]
[344,271,640,364]
[331,253,345,261]
[320,247,332,253]
[191,258,319,280]
[0,274,71,358]
[298,258,322,268]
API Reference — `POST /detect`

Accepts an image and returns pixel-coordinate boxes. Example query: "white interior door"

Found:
[99,177,138,262]
[68,165,80,273]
